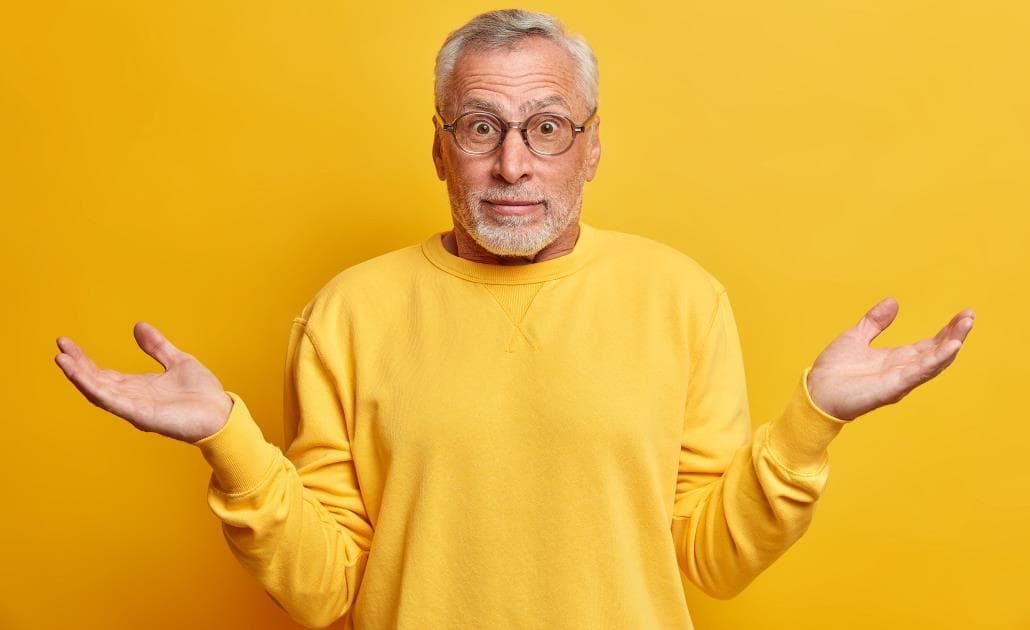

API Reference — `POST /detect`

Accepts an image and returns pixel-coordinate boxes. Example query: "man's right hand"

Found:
[54,321,234,444]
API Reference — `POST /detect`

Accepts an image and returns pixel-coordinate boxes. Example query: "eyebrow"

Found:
[458,95,573,118]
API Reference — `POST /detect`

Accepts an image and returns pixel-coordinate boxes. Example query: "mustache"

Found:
[468,183,547,204]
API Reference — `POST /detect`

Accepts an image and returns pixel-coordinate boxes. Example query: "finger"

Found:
[901,338,964,390]
[949,315,975,345]
[56,335,86,361]
[133,321,185,370]
[856,296,900,344]
[55,336,102,375]
[905,309,976,353]
[54,348,118,410]
[932,309,976,345]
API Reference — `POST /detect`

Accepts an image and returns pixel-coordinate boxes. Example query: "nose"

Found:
[492,127,534,185]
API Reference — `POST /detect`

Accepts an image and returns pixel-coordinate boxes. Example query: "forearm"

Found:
[673,369,848,598]
[194,392,371,629]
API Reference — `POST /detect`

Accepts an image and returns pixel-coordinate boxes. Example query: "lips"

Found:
[484,199,543,216]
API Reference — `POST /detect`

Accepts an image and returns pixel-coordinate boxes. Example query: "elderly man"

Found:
[54,9,974,630]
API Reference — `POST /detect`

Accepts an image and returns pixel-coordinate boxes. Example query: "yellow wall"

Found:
[4,1,1027,628]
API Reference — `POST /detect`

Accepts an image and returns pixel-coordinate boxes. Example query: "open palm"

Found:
[806,297,975,421]
[54,321,233,443]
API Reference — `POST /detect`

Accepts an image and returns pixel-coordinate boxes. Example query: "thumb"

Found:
[133,321,185,370]
[855,296,899,344]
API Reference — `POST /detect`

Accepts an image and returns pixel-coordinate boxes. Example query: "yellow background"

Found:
[3,1,1027,628]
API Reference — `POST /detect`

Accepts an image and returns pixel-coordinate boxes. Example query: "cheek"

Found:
[547,161,590,196]
[445,156,492,188]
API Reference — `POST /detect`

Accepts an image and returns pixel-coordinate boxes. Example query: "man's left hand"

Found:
[806,297,975,421]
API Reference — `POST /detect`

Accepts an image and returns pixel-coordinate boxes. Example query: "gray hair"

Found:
[434,9,599,116]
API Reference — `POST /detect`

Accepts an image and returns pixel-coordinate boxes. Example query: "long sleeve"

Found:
[191,319,374,629]
[671,290,850,599]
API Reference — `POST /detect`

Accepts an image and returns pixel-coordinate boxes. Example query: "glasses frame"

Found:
[434,107,598,157]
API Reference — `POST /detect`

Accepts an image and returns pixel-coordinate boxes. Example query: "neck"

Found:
[443,220,582,265]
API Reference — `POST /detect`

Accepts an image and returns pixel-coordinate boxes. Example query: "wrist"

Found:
[191,392,279,493]
[186,392,234,443]
[805,367,853,421]
[765,368,850,473]
[206,392,233,437]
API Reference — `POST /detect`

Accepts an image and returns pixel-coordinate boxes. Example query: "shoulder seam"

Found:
[687,289,729,383]
[298,323,333,383]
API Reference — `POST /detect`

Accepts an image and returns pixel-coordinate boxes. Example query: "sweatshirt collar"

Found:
[421,222,598,285]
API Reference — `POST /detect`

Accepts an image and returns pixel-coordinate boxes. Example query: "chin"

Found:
[463,208,553,257]
[472,227,553,257]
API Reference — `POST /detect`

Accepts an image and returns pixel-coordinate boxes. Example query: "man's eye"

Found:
[537,120,557,135]
[473,121,496,135]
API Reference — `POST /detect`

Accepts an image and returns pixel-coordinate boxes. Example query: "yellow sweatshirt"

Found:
[192,222,850,629]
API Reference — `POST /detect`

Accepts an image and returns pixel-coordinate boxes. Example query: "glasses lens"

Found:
[454,113,504,153]
[525,113,574,155]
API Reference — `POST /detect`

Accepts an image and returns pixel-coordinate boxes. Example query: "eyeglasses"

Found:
[434,108,598,156]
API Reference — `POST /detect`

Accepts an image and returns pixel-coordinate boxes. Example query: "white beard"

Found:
[446,165,589,257]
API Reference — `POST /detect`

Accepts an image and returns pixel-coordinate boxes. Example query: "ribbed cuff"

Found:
[765,367,851,474]
[190,391,279,494]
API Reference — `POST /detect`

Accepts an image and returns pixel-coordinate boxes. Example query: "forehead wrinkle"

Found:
[519,95,571,115]
[458,68,572,81]
[443,37,589,113]
[458,95,572,118]
[453,68,574,92]
[447,49,583,117]
[458,97,504,115]
[452,78,577,118]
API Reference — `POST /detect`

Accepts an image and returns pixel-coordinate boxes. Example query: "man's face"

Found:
[432,36,601,257]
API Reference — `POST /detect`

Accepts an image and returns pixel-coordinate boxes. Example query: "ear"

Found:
[432,120,447,181]
[584,117,601,182]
